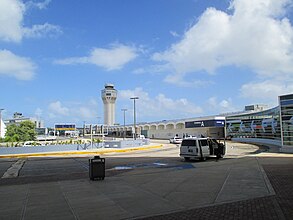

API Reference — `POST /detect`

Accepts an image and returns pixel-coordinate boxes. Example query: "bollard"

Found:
[89,156,105,180]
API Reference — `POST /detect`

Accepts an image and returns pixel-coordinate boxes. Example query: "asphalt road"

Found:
[0,140,263,184]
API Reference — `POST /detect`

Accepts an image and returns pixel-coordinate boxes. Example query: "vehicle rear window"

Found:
[181,140,197,146]
[199,140,208,146]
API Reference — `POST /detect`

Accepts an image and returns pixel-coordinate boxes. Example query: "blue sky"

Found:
[0,0,293,127]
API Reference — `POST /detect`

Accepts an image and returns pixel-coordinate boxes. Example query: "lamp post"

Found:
[97,116,101,134]
[121,109,127,140]
[83,121,86,137]
[0,109,4,139]
[130,97,139,140]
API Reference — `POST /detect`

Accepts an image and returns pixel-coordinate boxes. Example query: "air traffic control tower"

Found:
[101,83,117,126]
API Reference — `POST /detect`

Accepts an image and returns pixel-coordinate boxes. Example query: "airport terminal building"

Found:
[109,94,293,153]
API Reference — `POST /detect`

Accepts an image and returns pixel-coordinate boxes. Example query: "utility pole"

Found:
[121,109,127,140]
[130,97,139,140]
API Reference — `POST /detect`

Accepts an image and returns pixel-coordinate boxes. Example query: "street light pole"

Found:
[121,109,127,140]
[130,97,139,140]
[83,121,86,137]
[0,109,4,139]
[97,116,101,135]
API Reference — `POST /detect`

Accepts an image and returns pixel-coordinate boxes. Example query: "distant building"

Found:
[101,83,117,126]
[54,123,76,136]
[109,94,293,153]
[4,112,44,128]
[244,104,268,111]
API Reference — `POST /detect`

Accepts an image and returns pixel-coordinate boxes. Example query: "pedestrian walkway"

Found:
[141,157,293,220]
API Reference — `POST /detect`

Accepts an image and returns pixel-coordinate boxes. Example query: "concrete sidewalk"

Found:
[0,154,279,219]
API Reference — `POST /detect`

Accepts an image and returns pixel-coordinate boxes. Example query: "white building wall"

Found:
[0,119,6,138]
[148,128,208,139]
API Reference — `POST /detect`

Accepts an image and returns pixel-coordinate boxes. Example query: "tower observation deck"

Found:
[101,83,117,126]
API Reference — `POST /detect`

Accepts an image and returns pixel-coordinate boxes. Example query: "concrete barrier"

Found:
[0,139,151,155]
[232,138,282,151]
[0,144,79,155]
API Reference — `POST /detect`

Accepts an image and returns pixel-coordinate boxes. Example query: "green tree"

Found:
[5,121,37,142]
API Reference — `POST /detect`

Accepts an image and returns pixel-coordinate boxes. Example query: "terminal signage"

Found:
[185,120,225,128]
[55,124,76,131]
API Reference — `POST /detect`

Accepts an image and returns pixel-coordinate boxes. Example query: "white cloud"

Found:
[34,108,43,117]
[0,50,36,80]
[132,64,170,75]
[207,97,237,113]
[47,99,98,121]
[0,0,60,42]
[164,74,212,88]
[48,101,69,116]
[0,0,24,42]
[119,87,202,120]
[23,23,62,38]
[132,68,146,75]
[55,44,138,71]
[26,0,51,10]
[170,31,179,37]
[78,107,97,119]
[153,0,293,92]
[241,80,293,104]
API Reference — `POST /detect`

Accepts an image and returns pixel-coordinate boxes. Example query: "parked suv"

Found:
[180,137,226,161]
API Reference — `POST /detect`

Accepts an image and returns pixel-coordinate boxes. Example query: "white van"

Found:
[180,137,225,161]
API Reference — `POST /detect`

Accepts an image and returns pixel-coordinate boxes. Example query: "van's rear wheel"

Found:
[184,157,190,161]
[200,156,206,161]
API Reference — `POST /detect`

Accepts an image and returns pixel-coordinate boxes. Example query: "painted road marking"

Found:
[110,162,195,171]
[2,159,26,178]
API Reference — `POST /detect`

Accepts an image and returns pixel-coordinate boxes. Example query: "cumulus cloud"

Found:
[47,99,98,121]
[0,50,36,80]
[48,101,69,116]
[34,108,43,117]
[170,31,180,37]
[0,0,24,42]
[119,87,202,120]
[153,0,293,98]
[164,74,212,88]
[26,0,51,10]
[23,23,62,39]
[0,0,61,42]
[241,80,293,104]
[55,44,138,71]
[207,97,237,114]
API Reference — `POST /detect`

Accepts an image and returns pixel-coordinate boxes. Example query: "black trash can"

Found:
[89,156,105,180]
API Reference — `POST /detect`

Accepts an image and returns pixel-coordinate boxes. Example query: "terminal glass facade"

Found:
[280,94,293,147]
[226,107,281,141]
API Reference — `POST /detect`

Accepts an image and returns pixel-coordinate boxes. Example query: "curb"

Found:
[0,145,163,159]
